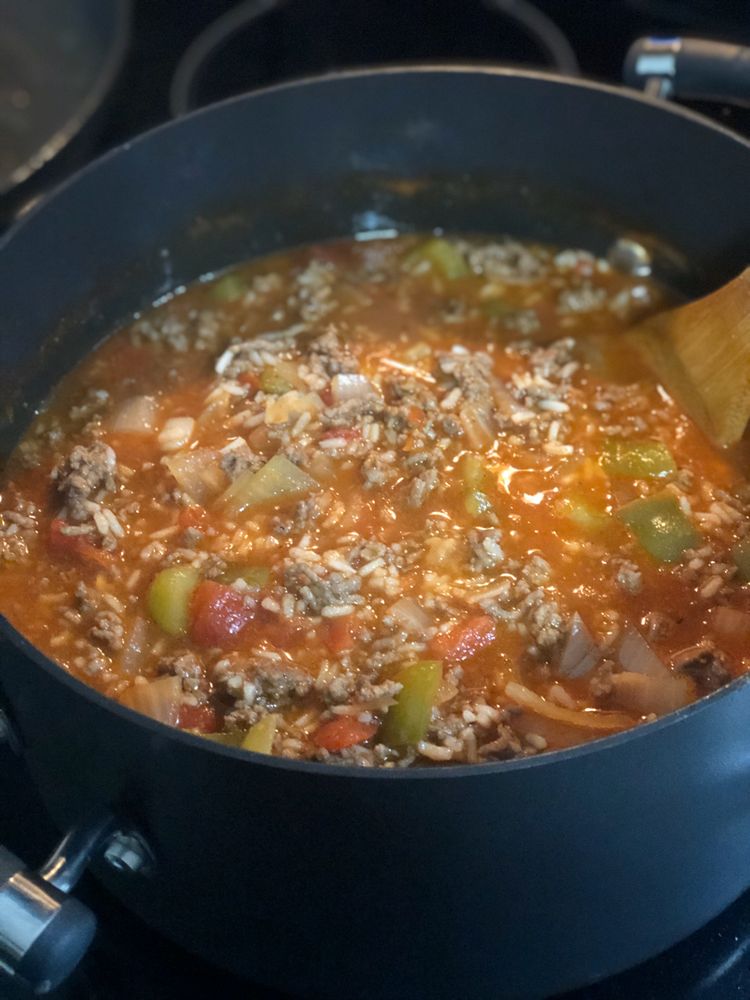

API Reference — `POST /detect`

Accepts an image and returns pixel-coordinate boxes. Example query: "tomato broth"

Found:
[2,234,748,767]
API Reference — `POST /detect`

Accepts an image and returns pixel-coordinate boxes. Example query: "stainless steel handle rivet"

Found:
[103,830,154,876]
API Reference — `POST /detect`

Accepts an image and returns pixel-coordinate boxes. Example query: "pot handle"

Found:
[0,808,153,995]
[625,36,750,105]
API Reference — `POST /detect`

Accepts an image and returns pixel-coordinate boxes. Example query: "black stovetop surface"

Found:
[3,1,750,997]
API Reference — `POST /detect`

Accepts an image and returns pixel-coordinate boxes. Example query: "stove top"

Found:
[2,1,750,997]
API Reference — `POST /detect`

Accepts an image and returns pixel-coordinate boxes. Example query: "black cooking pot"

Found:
[1,67,750,1000]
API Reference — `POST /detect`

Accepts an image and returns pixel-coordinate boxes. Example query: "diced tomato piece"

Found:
[319,385,334,407]
[178,703,220,733]
[237,371,261,395]
[178,506,209,531]
[48,519,113,568]
[258,614,308,651]
[324,615,358,653]
[190,580,255,648]
[321,426,361,442]
[430,614,497,664]
[312,717,378,752]
[247,425,270,452]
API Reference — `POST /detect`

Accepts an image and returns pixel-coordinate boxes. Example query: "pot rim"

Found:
[3,63,750,780]
[4,61,750,249]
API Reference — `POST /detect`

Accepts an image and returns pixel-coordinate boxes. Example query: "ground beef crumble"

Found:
[478,723,525,759]
[672,643,732,693]
[157,651,206,695]
[307,327,356,376]
[361,451,397,489]
[89,611,125,652]
[220,439,264,480]
[215,655,314,726]
[284,562,362,615]
[52,442,118,523]
[468,529,505,572]
[0,499,38,563]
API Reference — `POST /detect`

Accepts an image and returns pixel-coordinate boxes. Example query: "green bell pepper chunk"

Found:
[211,273,247,302]
[379,660,443,747]
[147,566,201,636]
[405,238,470,280]
[556,494,610,534]
[260,365,294,395]
[222,565,270,591]
[241,713,280,754]
[218,454,317,515]
[602,438,676,479]
[731,537,750,582]
[460,454,495,518]
[465,489,494,518]
[617,493,698,562]
[460,453,487,490]
[481,300,515,319]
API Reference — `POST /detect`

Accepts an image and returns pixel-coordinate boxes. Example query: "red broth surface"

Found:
[1,234,748,767]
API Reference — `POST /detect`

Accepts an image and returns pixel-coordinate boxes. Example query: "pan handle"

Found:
[625,36,750,105]
[0,805,153,995]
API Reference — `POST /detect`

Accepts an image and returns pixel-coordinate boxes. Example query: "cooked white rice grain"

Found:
[320,604,356,618]
[417,741,454,761]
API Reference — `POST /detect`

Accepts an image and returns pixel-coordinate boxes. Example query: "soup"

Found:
[1,234,748,767]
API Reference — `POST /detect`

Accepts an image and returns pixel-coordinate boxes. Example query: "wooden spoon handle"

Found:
[629,268,750,446]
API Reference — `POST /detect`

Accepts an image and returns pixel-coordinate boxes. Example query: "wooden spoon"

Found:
[629,267,750,446]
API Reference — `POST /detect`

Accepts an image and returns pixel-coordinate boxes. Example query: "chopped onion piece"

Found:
[505,681,632,731]
[548,683,577,709]
[112,395,157,433]
[423,536,463,569]
[618,627,669,679]
[388,597,432,635]
[610,671,690,716]
[120,616,150,674]
[559,613,602,678]
[435,677,459,706]
[264,390,322,426]
[241,713,281,754]
[459,403,494,449]
[711,606,750,640]
[331,373,377,403]
[158,416,195,452]
[121,675,181,725]
[308,451,336,482]
[164,448,225,504]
